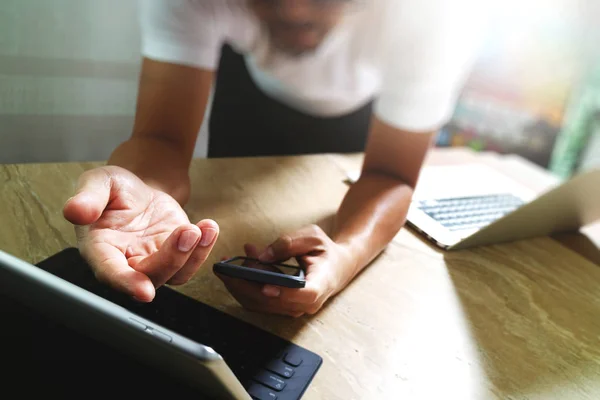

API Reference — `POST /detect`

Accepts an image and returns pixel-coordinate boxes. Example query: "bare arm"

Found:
[108,58,214,204]
[331,117,434,287]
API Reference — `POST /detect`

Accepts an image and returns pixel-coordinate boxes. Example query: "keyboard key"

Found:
[418,193,525,231]
[247,383,278,399]
[284,352,303,367]
[253,370,287,391]
[275,349,286,359]
[265,360,295,378]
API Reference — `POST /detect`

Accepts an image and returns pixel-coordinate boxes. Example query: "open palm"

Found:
[64,166,219,302]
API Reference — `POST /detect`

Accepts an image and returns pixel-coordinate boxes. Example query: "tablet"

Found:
[0,247,322,399]
[0,248,250,399]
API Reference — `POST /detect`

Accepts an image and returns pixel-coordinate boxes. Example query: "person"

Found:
[62,0,483,317]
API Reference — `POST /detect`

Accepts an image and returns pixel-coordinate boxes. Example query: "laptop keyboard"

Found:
[35,248,322,400]
[416,194,524,231]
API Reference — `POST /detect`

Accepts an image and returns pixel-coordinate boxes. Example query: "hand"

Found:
[63,166,219,302]
[215,225,357,317]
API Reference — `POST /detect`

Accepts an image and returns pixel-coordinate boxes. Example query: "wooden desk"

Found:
[2,149,600,399]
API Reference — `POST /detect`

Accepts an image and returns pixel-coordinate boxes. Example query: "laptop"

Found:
[0,247,322,399]
[347,163,600,250]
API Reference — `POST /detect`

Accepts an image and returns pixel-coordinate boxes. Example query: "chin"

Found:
[278,45,317,56]
[273,39,322,57]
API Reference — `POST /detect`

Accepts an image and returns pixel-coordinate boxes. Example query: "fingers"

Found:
[244,243,260,259]
[135,224,203,287]
[215,261,330,317]
[216,274,263,302]
[239,243,282,272]
[259,225,328,263]
[82,242,156,302]
[261,279,324,307]
[167,220,220,285]
[63,168,113,226]
[216,274,306,318]
[215,226,334,317]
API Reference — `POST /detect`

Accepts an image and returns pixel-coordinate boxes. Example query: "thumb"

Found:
[63,168,113,226]
[259,226,327,263]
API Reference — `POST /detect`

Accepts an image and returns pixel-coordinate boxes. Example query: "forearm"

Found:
[332,172,413,281]
[106,59,213,205]
[108,137,192,205]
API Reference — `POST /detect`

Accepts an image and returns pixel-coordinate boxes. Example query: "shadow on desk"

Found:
[551,232,600,267]
[442,240,600,397]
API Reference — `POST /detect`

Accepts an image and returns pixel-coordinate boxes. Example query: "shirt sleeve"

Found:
[138,0,227,70]
[375,0,487,132]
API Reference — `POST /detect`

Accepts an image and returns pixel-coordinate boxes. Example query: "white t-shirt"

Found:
[138,0,485,132]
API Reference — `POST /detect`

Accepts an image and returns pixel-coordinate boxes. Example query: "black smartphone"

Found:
[213,257,306,288]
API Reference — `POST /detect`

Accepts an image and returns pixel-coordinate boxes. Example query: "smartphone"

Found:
[213,257,306,288]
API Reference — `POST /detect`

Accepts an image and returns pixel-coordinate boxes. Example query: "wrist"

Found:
[330,240,362,294]
[108,137,192,205]
[334,233,366,265]
[144,175,191,205]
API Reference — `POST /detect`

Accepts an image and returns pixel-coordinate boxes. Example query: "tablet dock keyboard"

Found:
[35,248,323,400]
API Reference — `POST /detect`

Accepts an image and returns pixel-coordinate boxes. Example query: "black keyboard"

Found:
[416,194,524,231]
[1,248,321,400]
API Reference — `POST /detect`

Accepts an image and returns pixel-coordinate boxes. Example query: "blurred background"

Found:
[0,0,599,179]
[437,0,600,178]
[0,0,145,164]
